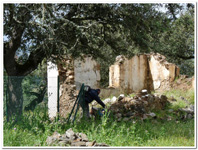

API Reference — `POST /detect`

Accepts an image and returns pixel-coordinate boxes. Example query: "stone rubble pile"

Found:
[93,89,194,122]
[108,89,169,121]
[46,128,108,147]
[178,104,194,120]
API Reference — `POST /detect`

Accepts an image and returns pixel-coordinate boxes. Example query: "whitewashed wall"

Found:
[148,55,179,89]
[109,55,148,92]
[74,57,101,90]
[47,61,58,119]
[148,55,170,89]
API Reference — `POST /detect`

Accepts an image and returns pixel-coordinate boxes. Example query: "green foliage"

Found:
[4,3,194,78]
[179,59,194,76]
[4,4,172,63]
[153,8,194,76]
[22,59,47,108]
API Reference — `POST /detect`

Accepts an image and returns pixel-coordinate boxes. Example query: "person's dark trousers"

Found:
[79,98,90,119]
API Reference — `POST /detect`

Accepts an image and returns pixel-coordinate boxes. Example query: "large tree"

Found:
[4,3,192,120]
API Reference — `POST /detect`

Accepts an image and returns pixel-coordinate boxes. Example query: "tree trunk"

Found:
[7,76,24,122]
[4,5,46,121]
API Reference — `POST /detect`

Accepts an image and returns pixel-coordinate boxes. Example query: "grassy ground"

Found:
[3,89,195,147]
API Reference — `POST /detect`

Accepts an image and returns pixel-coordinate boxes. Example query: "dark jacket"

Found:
[85,89,105,108]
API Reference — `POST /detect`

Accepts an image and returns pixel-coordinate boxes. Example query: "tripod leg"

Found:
[67,84,84,123]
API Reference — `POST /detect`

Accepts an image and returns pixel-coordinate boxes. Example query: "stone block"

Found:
[71,141,86,146]
[46,137,58,145]
[86,141,96,146]
[66,128,76,140]
[118,94,125,101]
[93,143,109,146]
[79,133,89,142]
[58,140,71,146]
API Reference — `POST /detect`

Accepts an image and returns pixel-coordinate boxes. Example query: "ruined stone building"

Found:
[47,53,180,119]
[109,53,180,93]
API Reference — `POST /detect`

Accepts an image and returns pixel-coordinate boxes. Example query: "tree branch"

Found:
[177,55,194,60]
[165,53,194,60]
[16,48,46,76]
[4,5,33,75]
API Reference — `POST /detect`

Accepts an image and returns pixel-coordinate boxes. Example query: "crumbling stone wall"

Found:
[109,53,180,94]
[57,56,100,118]
[58,57,77,118]
[109,55,151,93]
[148,53,180,90]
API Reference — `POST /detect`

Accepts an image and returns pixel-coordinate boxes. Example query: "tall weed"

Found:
[4,100,194,147]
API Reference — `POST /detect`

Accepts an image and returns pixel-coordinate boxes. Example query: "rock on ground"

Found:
[46,128,109,147]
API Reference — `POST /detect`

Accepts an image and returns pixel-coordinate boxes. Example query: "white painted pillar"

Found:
[47,61,58,119]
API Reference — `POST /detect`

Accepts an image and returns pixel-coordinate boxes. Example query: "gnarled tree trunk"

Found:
[4,5,46,122]
[7,76,24,121]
